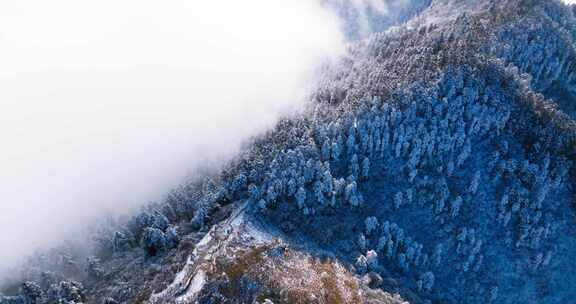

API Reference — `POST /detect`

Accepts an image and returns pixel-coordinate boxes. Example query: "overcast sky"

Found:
[0,0,344,272]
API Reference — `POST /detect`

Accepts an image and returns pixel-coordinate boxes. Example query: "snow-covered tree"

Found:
[349,154,360,179]
[331,141,341,160]
[355,254,368,274]
[165,226,179,249]
[361,157,371,180]
[365,216,379,235]
[313,180,325,205]
[321,141,331,161]
[152,211,170,231]
[394,191,403,209]
[113,231,134,253]
[296,187,307,210]
[468,171,481,194]
[366,250,379,270]
[450,196,463,218]
[86,256,104,279]
[248,183,260,201]
[421,271,435,291]
[141,227,167,256]
[345,181,360,207]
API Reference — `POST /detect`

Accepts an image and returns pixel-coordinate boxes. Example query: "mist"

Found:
[0,0,345,272]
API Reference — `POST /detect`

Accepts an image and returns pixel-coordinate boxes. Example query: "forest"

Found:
[2,0,576,303]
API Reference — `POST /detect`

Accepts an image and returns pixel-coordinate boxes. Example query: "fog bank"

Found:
[0,0,344,271]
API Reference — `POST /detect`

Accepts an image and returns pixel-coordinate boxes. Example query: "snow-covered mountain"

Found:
[2,0,576,303]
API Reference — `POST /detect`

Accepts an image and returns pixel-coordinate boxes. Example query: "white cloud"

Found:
[0,0,344,271]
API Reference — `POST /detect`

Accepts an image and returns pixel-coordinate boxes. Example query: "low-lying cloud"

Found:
[0,0,344,272]
[328,0,419,37]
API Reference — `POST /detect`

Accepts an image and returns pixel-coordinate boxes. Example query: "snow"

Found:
[176,270,206,304]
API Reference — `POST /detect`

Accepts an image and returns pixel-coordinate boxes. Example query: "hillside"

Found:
[2,0,576,303]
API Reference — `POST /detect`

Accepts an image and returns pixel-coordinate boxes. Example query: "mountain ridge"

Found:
[2,0,576,303]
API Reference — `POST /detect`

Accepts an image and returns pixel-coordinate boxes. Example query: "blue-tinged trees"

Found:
[331,140,341,160]
[345,181,361,207]
[450,196,463,218]
[258,199,268,210]
[468,171,481,195]
[313,180,325,205]
[347,126,358,155]
[296,187,307,210]
[365,216,379,235]
[366,250,379,270]
[20,282,43,304]
[349,154,360,179]
[113,231,133,253]
[230,173,248,193]
[394,192,403,209]
[334,178,346,197]
[165,226,179,249]
[152,211,170,231]
[361,157,371,180]
[248,184,260,201]
[86,256,104,279]
[321,141,331,161]
[141,227,167,256]
[355,254,368,274]
[421,271,435,291]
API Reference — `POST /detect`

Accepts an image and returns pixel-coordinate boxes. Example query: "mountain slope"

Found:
[2,0,576,303]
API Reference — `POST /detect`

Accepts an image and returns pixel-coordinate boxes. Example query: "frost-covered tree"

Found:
[394,191,403,209]
[248,183,260,201]
[152,211,170,231]
[468,171,481,194]
[377,235,388,253]
[296,187,307,210]
[349,154,360,179]
[398,253,408,270]
[20,281,43,304]
[366,250,379,270]
[450,196,463,218]
[113,231,133,253]
[46,281,85,304]
[365,216,379,235]
[165,226,179,249]
[405,188,413,205]
[357,233,367,252]
[355,254,368,274]
[103,297,119,304]
[361,157,371,180]
[321,141,331,161]
[421,271,435,291]
[488,286,499,303]
[266,185,278,204]
[313,180,325,205]
[141,227,167,256]
[432,244,443,267]
[86,256,104,279]
[321,165,334,194]
[333,178,346,197]
[345,181,360,207]
[230,173,248,193]
[286,178,297,197]
[347,126,358,154]
[331,141,341,160]
[258,199,268,210]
